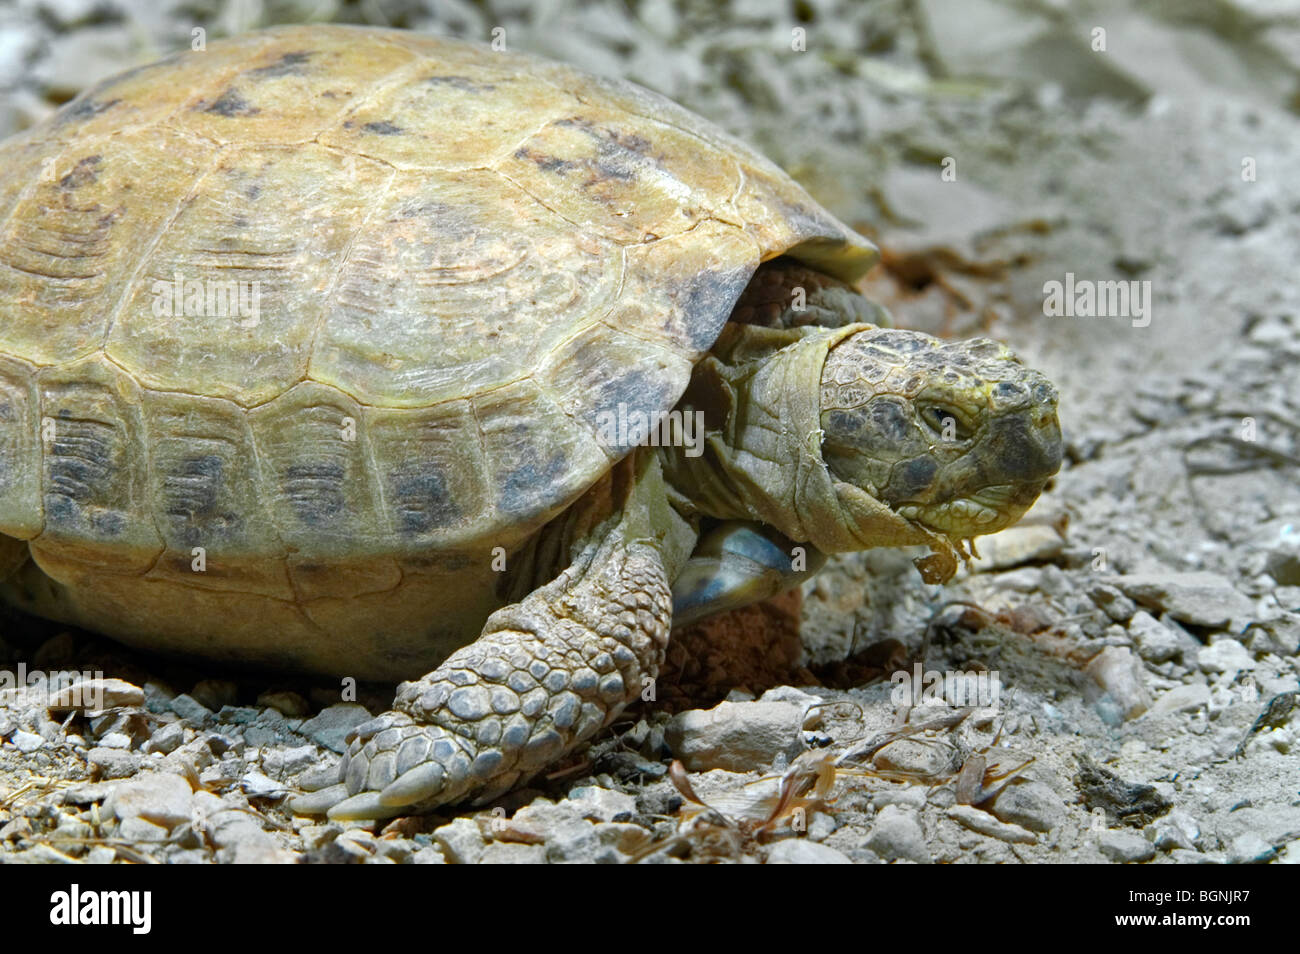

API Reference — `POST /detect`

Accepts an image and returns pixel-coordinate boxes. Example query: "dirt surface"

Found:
[0,0,1297,864]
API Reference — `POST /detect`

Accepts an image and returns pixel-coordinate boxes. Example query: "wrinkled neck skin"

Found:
[659,323,963,583]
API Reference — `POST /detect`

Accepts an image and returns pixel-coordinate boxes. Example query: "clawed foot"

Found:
[289,712,501,821]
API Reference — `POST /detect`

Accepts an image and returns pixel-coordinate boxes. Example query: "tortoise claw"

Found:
[315,713,479,819]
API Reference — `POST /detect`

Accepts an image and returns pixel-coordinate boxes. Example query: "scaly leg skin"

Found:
[291,454,689,821]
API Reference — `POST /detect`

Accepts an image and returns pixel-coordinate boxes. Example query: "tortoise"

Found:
[0,24,1062,819]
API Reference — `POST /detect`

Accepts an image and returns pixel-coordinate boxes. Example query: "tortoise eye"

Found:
[922,405,971,441]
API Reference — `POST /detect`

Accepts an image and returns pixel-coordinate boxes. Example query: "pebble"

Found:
[432,817,486,864]
[565,785,636,822]
[947,805,1037,844]
[106,773,193,829]
[1086,646,1153,721]
[1197,638,1255,676]
[1089,583,1138,622]
[1128,611,1181,663]
[543,816,605,863]
[864,805,931,863]
[12,729,44,753]
[169,694,214,724]
[1111,572,1255,629]
[298,703,372,753]
[1096,829,1155,863]
[989,780,1066,833]
[197,791,296,864]
[665,701,804,772]
[1227,832,1275,864]
[479,842,548,864]
[766,839,853,864]
[411,845,448,864]
[240,771,288,799]
[971,524,1064,571]
[256,690,310,718]
[46,678,144,713]
[144,721,186,755]
[98,731,132,750]
[1150,810,1199,851]
[1145,683,1210,717]
[262,744,317,777]
[117,816,170,842]
[807,811,838,841]
[873,739,956,776]
[86,747,140,778]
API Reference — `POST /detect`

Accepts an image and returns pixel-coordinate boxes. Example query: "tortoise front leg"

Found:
[291,455,689,821]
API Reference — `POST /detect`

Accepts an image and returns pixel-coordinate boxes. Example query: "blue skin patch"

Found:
[670,521,826,628]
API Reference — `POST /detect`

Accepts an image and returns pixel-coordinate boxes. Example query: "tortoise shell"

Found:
[0,25,876,677]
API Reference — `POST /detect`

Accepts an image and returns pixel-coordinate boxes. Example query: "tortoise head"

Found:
[818,328,1062,540]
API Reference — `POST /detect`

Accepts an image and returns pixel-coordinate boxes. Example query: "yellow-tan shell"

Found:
[0,25,875,675]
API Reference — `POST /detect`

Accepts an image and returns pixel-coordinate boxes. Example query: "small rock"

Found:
[1227,832,1275,864]
[758,686,825,728]
[117,816,170,842]
[143,681,176,714]
[1197,639,1255,676]
[1097,829,1155,863]
[199,792,296,864]
[263,744,317,777]
[298,703,372,754]
[544,816,604,863]
[98,732,132,750]
[1260,522,1300,585]
[144,721,186,755]
[1089,583,1137,623]
[665,701,804,772]
[432,817,486,864]
[107,773,193,829]
[1145,683,1211,717]
[256,690,309,718]
[411,845,447,864]
[1128,611,1181,663]
[807,811,838,841]
[972,524,1064,571]
[47,677,144,712]
[864,805,931,863]
[1111,572,1255,629]
[565,786,636,822]
[479,842,548,864]
[11,729,44,753]
[989,780,1066,833]
[87,747,141,778]
[766,839,853,864]
[1151,811,1199,851]
[873,739,957,776]
[169,694,214,724]
[240,771,288,799]
[1086,646,1153,721]
[947,805,1037,844]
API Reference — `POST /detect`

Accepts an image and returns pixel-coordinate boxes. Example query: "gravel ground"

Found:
[0,0,1297,864]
